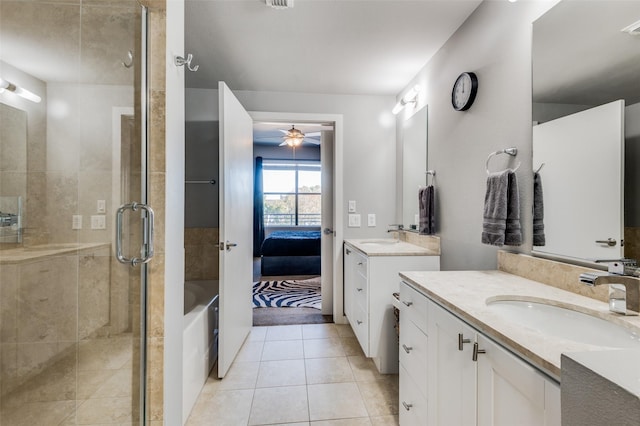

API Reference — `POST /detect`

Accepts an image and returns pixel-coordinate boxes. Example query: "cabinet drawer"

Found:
[399,313,428,399]
[351,303,369,355]
[354,271,368,311]
[400,364,428,426]
[354,251,368,278]
[399,281,429,333]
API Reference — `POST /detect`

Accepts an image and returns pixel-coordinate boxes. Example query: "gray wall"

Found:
[186,88,397,240]
[396,1,554,270]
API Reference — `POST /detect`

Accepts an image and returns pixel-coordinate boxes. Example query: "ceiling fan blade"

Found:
[304,139,321,145]
[305,131,321,137]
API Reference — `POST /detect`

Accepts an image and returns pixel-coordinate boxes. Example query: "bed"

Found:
[260,230,321,276]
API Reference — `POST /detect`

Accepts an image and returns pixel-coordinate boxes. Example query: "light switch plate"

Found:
[72,215,82,230]
[348,214,361,227]
[91,215,106,230]
[368,213,376,227]
[97,200,106,213]
[348,200,357,213]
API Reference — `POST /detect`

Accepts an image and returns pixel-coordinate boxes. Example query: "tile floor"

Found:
[186,323,399,426]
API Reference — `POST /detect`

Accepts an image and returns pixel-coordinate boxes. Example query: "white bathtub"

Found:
[183,280,219,424]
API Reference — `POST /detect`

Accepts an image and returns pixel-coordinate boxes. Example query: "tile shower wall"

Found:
[185,228,219,281]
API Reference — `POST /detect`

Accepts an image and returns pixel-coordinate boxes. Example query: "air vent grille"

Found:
[265,0,294,9]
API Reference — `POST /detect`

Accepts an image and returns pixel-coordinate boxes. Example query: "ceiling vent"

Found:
[621,19,640,35]
[265,0,294,9]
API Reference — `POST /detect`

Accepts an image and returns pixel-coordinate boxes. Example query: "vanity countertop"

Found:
[399,270,640,381]
[344,238,439,257]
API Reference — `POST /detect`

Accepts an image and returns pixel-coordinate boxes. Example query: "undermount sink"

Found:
[359,239,399,245]
[486,297,640,348]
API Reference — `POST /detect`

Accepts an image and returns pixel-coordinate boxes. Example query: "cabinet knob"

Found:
[472,342,486,361]
[458,333,471,351]
[402,401,413,411]
[402,301,413,307]
[402,344,413,354]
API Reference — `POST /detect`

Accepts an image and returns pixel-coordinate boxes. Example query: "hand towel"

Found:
[533,171,545,246]
[481,170,510,246]
[419,185,435,235]
[504,171,523,246]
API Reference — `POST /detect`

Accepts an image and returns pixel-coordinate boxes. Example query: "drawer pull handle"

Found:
[472,342,486,361]
[402,301,413,307]
[357,262,363,265]
[356,287,363,292]
[402,344,413,353]
[458,333,471,351]
[357,320,363,325]
[346,248,351,255]
[402,401,413,411]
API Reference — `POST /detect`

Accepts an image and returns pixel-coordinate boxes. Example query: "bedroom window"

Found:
[263,161,321,226]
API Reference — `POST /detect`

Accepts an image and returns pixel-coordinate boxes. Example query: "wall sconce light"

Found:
[392,84,420,115]
[0,77,42,103]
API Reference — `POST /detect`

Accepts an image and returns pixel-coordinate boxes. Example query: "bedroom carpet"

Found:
[253,277,322,309]
[252,307,332,326]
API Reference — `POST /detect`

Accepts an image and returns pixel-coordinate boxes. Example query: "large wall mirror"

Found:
[532,0,640,263]
[402,105,428,230]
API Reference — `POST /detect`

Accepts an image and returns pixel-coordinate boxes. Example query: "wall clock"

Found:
[451,72,478,111]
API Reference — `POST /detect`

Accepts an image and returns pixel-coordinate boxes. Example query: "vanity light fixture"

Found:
[392,85,421,115]
[621,19,640,35]
[0,77,41,103]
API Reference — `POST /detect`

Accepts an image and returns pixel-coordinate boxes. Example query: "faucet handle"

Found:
[594,258,638,274]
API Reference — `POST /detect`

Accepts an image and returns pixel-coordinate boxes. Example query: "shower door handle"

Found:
[116,202,155,267]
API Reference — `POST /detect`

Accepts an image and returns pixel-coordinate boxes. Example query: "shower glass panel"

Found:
[0,1,149,425]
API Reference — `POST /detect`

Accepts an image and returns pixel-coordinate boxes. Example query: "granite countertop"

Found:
[399,270,640,381]
[344,238,439,257]
[0,242,110,264]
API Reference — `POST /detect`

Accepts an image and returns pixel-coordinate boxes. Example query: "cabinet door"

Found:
[428,301,477,426]
[343,245,355,319]
[476,334,559,426]
[400,364,429,426]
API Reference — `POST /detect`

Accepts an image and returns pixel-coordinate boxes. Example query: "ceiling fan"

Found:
[279,125,321,147]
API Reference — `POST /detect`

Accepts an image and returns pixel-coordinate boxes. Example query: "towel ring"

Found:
[534,163,545,174]
[486,148,521,175]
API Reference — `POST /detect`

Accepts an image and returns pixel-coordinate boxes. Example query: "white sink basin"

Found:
[359,239,399,245]
[486,298,640,348]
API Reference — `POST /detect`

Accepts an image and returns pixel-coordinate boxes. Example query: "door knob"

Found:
[595,238,617,247]
[323,228,334,235]
[225,241,237,251]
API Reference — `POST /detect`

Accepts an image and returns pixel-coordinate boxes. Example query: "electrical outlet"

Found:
[91,215,106,230]
[72,215,82,230]
[348,213,361,227]
[348,200,357,213]
[368,213,376,227]
[97,200,106,213]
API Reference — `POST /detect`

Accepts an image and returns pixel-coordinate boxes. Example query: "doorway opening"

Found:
[252,119,334,326]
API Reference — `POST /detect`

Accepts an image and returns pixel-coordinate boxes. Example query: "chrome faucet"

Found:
[579,259,640,316]
[387,224,404,232]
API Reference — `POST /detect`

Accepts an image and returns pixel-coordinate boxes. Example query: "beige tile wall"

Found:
[185,228,220,281]
[142,0,167,423]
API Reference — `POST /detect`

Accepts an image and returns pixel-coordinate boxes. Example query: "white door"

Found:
[218,82,254,378]
[320,130,334,315]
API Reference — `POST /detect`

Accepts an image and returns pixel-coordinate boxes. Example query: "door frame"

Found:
[249,111,346,324]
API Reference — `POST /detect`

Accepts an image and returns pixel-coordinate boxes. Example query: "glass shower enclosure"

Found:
[0,1,151,424]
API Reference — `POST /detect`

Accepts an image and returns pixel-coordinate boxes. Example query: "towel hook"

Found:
[122,50,134,68]
[425,170,436,186]
[534,162,545,174]
[486,148,521,175]
[175,54,199,72]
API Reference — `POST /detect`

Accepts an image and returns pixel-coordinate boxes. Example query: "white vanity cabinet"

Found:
[398,281,561,426]
[343,242,439,374]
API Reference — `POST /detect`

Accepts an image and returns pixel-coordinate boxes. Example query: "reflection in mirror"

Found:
[402,105,427,230]
[532,0,640,263]
[0,103,26,243]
